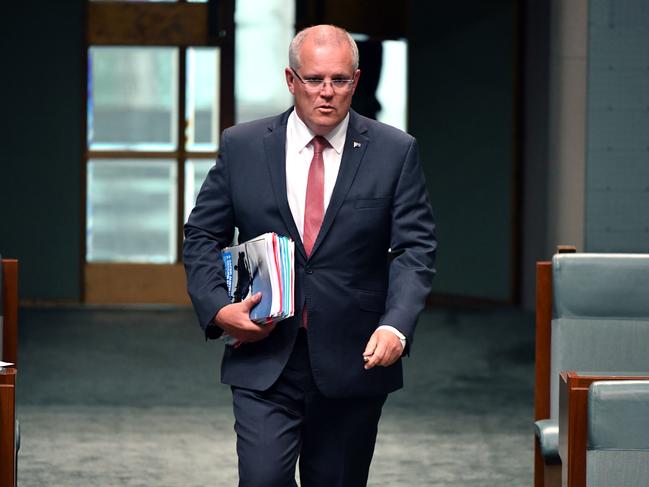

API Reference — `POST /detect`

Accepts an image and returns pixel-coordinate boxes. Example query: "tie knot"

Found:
[311,136,329,154]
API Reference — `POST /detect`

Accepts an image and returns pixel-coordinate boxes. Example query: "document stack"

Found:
[222,232,295,325]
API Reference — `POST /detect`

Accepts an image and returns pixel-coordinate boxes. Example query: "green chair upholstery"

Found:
[587,380,649,487]
[535,254,649,462]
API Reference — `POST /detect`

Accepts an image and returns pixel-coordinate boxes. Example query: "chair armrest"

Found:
[534,419,561,464]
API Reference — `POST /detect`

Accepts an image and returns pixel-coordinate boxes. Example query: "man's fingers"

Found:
[242,292,262,311]
[364,347,384,369]
[363,331,382,369]
[231,320,274,343]
[363,333,378,358]
[215,294,274,344]
[364,331,403,369]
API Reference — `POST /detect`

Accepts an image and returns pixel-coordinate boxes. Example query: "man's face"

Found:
[285,40,361,135]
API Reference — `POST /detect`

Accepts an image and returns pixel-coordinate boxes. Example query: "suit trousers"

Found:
[231,328,387,487]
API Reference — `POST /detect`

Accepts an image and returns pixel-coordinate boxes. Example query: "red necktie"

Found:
[302,136,328,328]
[303,136,328,257]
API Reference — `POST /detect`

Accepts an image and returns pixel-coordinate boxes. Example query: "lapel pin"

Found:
[353,141,361,148]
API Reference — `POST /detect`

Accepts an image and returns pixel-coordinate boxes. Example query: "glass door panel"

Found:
[87,159,178,263]
[375,40,408,131]
[184,159,214,221]
[84,0,234,303]
[186,47,220,152]
[234,0,294,122]
[88,47,178,151]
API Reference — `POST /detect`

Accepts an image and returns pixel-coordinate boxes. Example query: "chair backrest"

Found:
[549,253,649,420]
[587,380,649,487]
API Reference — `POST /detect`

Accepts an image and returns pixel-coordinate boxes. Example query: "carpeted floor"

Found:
[15,306,534,486]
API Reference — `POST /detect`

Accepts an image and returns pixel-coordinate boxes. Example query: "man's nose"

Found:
[320,82,335,97]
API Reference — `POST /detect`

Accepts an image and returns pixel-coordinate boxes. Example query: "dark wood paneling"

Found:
[88,3,209,46]
[86,151,217,159]
[177,47,188,264]
[296,0,408,39]
[535,261,552,420]
[85,263,190,304]
[216,0,235,129]
[534,261,552,487]
[0,369,16,487]
[1,260,18,366]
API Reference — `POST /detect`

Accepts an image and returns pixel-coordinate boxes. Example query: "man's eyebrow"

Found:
[301,71,353,79]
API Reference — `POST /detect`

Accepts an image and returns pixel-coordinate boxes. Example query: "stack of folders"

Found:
[221,233,295,344]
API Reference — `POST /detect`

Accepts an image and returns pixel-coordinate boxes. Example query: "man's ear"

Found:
[285,67,296,95]
[350,69,361,95]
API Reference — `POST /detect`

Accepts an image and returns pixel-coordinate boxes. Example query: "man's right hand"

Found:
[214,292,275,343]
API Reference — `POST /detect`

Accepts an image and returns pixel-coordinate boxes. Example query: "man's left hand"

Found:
[363,329,403,370]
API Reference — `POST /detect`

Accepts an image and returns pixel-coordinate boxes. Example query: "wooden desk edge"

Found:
[0,368,16,386]
[559,371,649,487]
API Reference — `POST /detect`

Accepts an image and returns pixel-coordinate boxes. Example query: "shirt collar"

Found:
[288,109,349,155]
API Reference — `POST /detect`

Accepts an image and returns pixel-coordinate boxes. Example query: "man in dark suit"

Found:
[183,24,436,487]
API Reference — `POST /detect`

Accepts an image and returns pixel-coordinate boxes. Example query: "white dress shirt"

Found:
[285,109,348,240]
[285,109,406,350]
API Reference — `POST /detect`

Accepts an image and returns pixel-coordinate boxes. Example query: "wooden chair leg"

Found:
[544,464,561,487]
[534,439,545,487]
[535,438,561,487]
[0,384,16,487]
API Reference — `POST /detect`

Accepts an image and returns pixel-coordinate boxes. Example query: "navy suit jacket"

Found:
[183,108,436,398]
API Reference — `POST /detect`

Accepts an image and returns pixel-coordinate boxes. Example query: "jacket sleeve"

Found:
[183,129,235,339]
[379,137,437,351]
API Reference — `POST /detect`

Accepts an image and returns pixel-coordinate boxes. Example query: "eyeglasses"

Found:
[290,67,355,92]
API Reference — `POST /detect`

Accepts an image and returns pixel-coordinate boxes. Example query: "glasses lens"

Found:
[293,69,353,92]
[307,80,352,92]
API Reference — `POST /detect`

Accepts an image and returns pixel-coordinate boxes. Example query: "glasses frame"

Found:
[290,67,356,92]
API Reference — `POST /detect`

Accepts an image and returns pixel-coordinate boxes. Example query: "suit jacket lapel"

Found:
[262,110,307,260]
[310,111,369,258]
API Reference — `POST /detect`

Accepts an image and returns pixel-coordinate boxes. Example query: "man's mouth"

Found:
[317,105,335,112]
